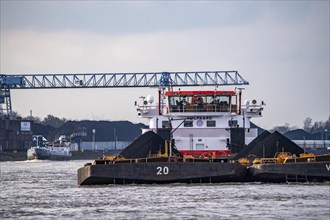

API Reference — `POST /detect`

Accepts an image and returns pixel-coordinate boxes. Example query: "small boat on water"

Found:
[247,152,330,182]
[27,135,72,160]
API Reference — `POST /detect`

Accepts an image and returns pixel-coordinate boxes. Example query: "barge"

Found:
[247,153,330,182]
[78,155,246,185]
[77,123,249,185]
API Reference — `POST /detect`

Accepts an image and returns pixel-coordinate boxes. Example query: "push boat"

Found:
[77,88,264,185]
[77,87,330,184]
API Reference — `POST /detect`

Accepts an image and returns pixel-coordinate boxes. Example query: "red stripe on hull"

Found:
[179,150,230,157]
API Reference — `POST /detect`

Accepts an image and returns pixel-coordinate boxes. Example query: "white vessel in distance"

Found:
[136,89,265,157]
[27,135,72,160]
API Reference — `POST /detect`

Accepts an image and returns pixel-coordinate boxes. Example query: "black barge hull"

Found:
[248,162,330,182]
[78,161,247,185]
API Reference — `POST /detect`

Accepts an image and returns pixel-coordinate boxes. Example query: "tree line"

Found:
[13,112,67,128]
[14,111,330,134]
[270,116,330,134]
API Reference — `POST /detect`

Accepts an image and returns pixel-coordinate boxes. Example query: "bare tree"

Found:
[303,117,313,132]
[42,115,66,128]
[308,116,330,133]
[22,114,42,123]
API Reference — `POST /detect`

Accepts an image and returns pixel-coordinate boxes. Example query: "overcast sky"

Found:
[1,1,329,130]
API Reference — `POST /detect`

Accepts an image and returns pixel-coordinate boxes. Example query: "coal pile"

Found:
[234,131,304,159]
[120,131,182,159]
[233,130,271,160]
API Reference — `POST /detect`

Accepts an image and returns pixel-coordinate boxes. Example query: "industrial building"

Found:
[0,116,34,152]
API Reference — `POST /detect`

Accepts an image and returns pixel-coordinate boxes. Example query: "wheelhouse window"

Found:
[168,96,189,112]
[166,91,236,113]
[219,96,229,104]
[230,95,237,113]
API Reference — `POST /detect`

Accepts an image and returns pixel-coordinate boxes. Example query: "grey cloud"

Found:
[2,1,264,34]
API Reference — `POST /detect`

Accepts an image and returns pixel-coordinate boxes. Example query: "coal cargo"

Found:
[233,130,271,160]
[120,131,182,159]
[234,131,303,159]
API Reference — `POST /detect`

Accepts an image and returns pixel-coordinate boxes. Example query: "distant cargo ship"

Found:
[27,146,72,160]
[27,135,72,160]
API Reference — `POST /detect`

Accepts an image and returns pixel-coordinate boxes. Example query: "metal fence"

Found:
[293,140,330,149]
[79,141,131,151]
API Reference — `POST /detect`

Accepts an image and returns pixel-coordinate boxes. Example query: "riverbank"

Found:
[0,150,121,161]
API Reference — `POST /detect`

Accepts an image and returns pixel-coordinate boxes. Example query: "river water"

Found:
[0,160,329,219]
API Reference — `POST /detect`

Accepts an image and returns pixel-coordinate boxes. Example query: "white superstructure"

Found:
[136,89,264,157]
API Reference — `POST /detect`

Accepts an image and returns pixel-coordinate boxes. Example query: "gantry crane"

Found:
[0,71,249,116]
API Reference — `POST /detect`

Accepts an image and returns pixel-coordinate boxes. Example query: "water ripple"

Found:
[1,161,329,219]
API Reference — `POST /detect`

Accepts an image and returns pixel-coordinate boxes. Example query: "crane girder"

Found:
[0,71,248,89]
[0,71,249,116]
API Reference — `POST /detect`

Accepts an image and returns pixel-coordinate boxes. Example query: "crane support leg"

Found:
[0,88,12,116]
